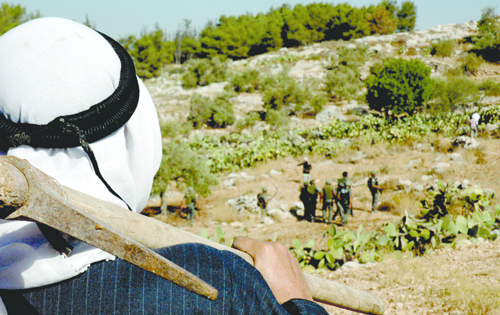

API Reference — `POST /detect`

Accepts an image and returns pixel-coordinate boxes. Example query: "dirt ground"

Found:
[148,137,500,314]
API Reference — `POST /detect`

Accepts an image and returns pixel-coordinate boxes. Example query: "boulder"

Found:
[269,169,282,177]
[432,162,451,174]
[262,216,275,225]
[452,136,480,149]
[229,221,243,228]
[449,153,463,162]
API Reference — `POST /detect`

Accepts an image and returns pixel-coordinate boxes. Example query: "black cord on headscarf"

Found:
[0,31,139,211]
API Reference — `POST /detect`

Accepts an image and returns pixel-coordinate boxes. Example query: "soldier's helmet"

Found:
[326,179,332,184]
[262,187,267,192]
[371,170,376,176]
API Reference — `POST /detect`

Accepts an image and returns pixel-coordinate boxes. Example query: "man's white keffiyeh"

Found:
[0,17,162,295]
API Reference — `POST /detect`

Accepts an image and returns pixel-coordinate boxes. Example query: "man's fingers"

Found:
[232,236,263,260]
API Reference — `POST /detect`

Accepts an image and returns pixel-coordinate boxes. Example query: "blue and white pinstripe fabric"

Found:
[1,244,328,315]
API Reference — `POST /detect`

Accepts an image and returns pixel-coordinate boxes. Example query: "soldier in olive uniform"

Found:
[336,172,352,226]
[321,179,337,224]
[257,187,268,218]
[299,181,309,212]
[367,171,382,213]
[184,186,198,225]
[305,179,321,222]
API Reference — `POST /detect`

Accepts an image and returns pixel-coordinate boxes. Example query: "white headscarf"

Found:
[0,17,162,292]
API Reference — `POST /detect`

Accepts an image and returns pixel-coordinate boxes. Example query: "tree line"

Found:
[0,1,416,78]
[122,1,416,78]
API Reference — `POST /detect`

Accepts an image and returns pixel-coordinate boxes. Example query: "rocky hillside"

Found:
[143,21,500,315]
[145,20,499,129]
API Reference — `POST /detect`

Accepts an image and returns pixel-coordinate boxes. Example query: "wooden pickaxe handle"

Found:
[0,156,385,315]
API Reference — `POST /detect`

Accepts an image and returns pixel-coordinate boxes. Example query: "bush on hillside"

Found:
[188,93,235,128]
[227,68,261,93]
[324,67,364,101]
[265,109,290,130]
[473,7,500,62]
[152,141,218,197]
[459,53,484,75]
[181,56,228,89]
[234,111,263,129]
[429,76,480,113]
[479,79,500,96]
[160,120,193,139]
[261,72,307,112]
[366,58,432,116]
[430,39,457,58]
[324,45,369,101]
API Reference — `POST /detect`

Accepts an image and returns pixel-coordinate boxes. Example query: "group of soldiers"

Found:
[299,172,353,225]
[297,158,383,225]
[183,158,382,226]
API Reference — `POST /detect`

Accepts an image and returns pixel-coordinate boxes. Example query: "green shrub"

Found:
[473,7,500,62]
[261,72,307,112]
[152,141,218,197]
[227,68,261,93]
[234,111,263,129]
[160,120,193,139]
[365,58,432,116]
[324,67,364,101]
[327,45,369,71]
[181,56,228,89]
[188,93,235,128]
[459,53,484,75]
[430,39,456,57]
[309,93,328,116]
[265,109,290,130]
[430,76,480,113]
[479,79,500,96]
[324,45,368,101]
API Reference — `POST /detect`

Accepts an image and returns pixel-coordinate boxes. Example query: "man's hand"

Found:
[232,236,313,304]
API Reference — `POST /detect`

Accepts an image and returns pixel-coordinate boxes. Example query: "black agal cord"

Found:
[0,31,139,210]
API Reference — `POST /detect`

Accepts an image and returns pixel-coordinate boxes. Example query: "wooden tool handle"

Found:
[0,156,385,314]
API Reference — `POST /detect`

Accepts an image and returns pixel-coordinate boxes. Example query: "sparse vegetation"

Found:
[187,93,235,128]
[430,39,457,57]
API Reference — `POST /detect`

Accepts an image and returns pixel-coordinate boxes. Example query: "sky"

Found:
[11,0,500,40]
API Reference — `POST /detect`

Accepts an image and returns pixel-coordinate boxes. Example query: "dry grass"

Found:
[375,243,500,314]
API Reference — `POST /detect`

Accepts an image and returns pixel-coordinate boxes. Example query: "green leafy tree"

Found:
[380,0,398,16]
[199,13,277,59]
[396,1,416,32]
[366,58,431,116]
[325,3,370,41]
[0,3,40,36]
[152,141,218,200]
[121,27,175,79]
[473,7,500,62]
[366,5,397,35]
